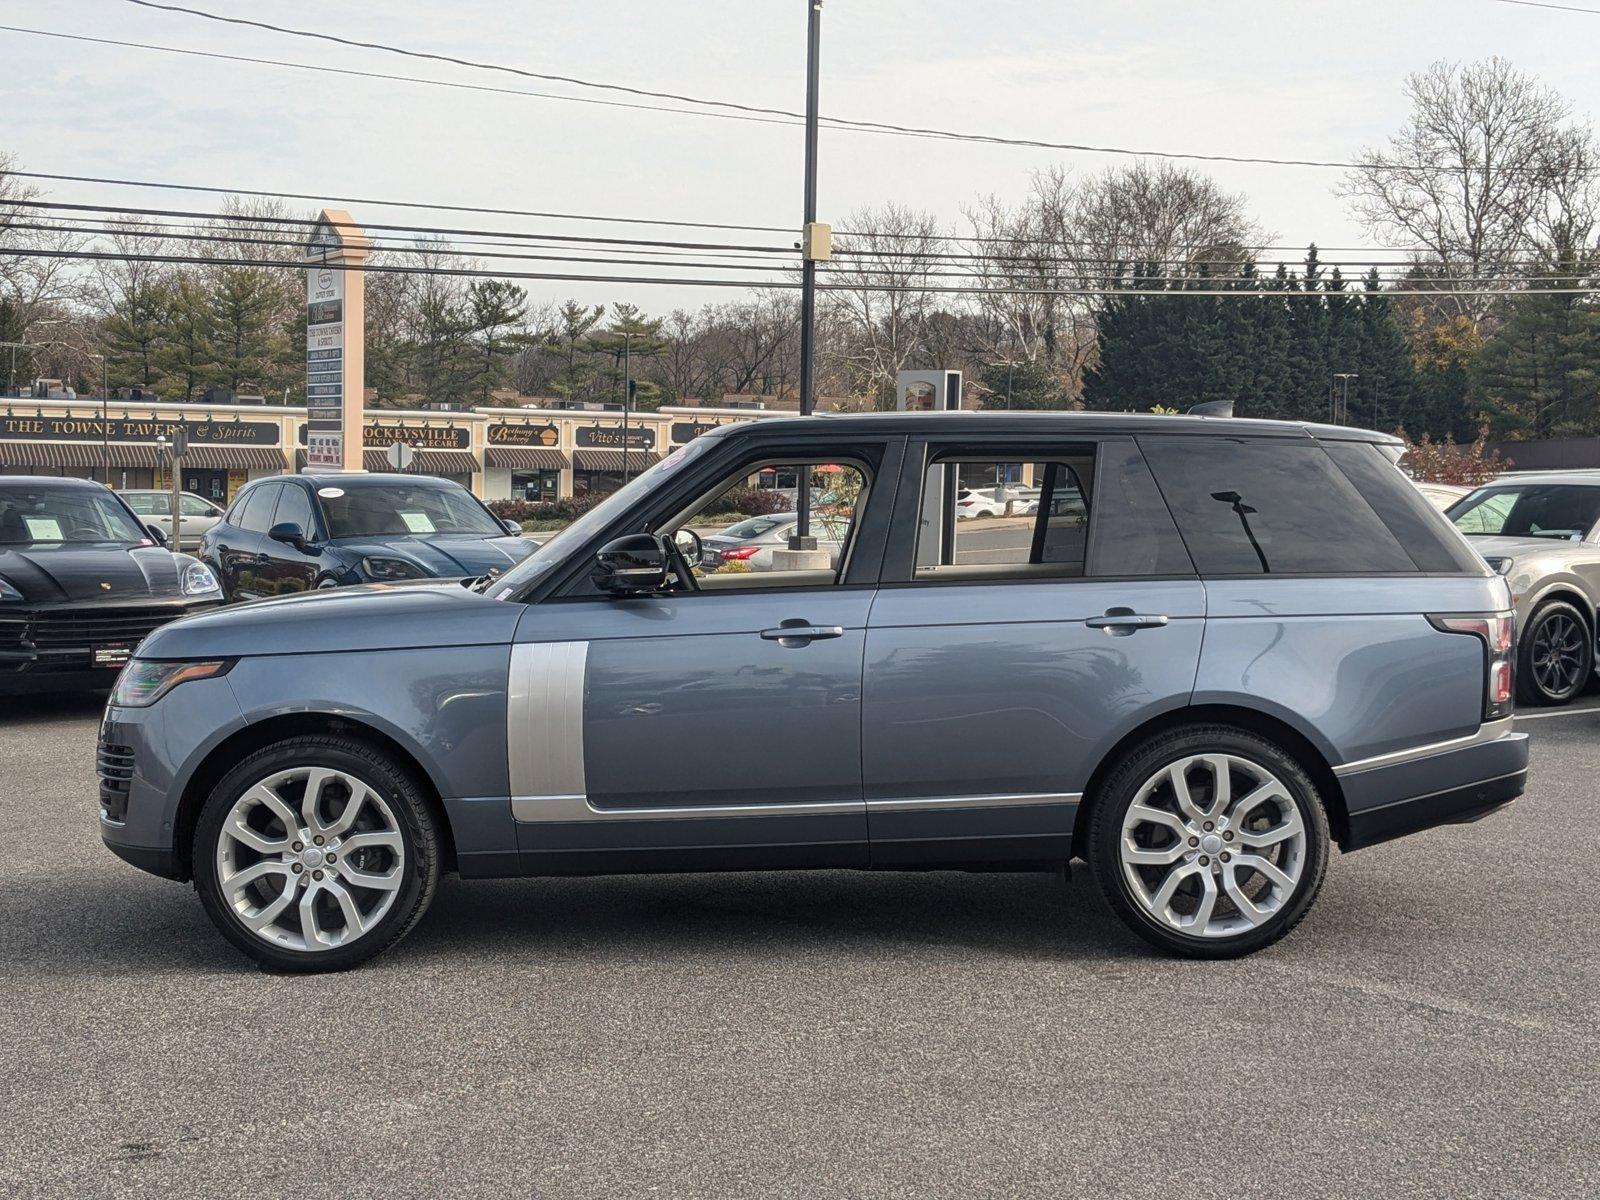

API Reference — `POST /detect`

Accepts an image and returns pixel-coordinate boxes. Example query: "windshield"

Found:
[0,486,149,546]
[320,484,504,539]
[484,437,719,599]
[1447,483,1600,540]
[720,515,790,539]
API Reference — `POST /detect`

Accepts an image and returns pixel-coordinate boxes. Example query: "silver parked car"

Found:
[697,512,849,571]
[1446,471,1600,706]
[119,490,224,551]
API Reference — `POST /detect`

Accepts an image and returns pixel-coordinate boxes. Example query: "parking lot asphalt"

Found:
[2,696,1596,1199]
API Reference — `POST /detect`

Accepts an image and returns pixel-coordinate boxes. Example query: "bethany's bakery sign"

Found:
[487,421,559,447]
[0,414,279,445]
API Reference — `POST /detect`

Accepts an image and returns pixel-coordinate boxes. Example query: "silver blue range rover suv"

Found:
[100,413,1529,971]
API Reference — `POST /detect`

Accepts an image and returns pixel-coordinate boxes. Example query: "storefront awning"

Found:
[485,446,569,471]
[180,445,289,471]
[572,449,662,473]
[0,442,162,469]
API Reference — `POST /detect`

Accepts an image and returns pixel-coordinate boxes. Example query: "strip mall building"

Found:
[0,400,771,505]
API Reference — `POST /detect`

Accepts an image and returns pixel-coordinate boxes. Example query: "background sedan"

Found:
[698,512,849,571]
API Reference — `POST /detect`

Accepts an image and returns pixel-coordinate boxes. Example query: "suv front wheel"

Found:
[1087,726,1330,958]
[193,736,442,972]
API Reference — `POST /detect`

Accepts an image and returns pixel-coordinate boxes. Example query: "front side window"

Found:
[1448,483,1600,541]
[671,459,869,589]
[320,484,502,539]
[0,486,149,545]
[234,485,281,534]
[272,486,315,536]
[1139,436,1416,575]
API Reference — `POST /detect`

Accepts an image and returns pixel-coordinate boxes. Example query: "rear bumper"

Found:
[1337,722,1529,851]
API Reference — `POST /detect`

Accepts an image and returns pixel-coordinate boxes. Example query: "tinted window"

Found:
[1087,437,1195,577]
[272,485,315,535]
[1447,483,1600,541]
[234,485,280,533]
[1321,440,1481,573]
[1139,436,1416,574]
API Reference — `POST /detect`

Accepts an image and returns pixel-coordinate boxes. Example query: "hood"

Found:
[1464,534,1584,559]
[136,580,525,660]
[333,533,535,579]
[0,543,187,603]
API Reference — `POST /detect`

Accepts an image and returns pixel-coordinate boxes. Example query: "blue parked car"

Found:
[101,413,1528,971]
[198,472,532,600]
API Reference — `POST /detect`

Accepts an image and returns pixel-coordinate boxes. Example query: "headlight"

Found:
[180,560,221,596]
[1483,556,1515,577]
[361,556,425,581]
[0,576,22,601]
[110,659,231,707]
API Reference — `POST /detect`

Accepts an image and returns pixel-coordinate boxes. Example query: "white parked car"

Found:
[1414,482,1471,510]
[118,490,224,550]
[955,486,1025,519]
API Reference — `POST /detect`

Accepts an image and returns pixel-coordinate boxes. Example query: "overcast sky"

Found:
[6,0,1600,311]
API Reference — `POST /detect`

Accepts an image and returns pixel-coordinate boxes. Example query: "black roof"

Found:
[705,410,1398,443]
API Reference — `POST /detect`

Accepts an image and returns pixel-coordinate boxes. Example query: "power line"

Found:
[1,198,794,254]
[1489,0,1600,13]
[7,170,789,235]
[4,244,1597,298]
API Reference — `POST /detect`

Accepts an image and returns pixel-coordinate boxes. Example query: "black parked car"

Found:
[200,473,534,600]
[0,476,224,693]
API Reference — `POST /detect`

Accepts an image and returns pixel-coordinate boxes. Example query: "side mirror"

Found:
[143,522,168,547]
[268,521,310,551]
[501,517,523,537]
[592,533,670,595]
[671,527,702,564]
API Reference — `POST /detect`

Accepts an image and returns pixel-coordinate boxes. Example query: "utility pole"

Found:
[90,353,108,485]
[621,330,632,484]
[788,0,828,560]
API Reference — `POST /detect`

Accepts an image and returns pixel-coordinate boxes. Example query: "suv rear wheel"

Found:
[193,736,441,972]
[1517,599,1592,707]
[1087,725,1330,958]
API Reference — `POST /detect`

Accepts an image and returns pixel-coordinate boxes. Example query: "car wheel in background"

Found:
[1087,725,1330,959]
[193,736,441,972]
[1517,599,1593,707]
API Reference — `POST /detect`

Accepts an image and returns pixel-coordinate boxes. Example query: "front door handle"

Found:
[760,620,846,646]
[1086,608,1169,635]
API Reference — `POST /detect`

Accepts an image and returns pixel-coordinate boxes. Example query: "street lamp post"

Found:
[90,353,108,484]
[621,330,632,485]
[1332,372,1359,426]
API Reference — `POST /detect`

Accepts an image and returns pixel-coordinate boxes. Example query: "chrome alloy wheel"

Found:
[1119,753,1307,939]
[214,766,405,952]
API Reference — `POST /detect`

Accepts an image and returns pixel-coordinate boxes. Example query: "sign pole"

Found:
[304,209,368,473]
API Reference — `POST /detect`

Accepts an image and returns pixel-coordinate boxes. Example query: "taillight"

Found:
[720,547,760,561]
[1429,613,1515,721]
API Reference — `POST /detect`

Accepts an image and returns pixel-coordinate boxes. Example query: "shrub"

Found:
[488,494,604,523]
[713,485,790,517]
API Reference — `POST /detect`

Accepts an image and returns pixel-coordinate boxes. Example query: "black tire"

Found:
[1516,599,1593,707]
[193,735,441,973]
[1086,724,1330,959]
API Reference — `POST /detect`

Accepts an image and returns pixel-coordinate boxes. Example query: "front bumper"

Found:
[0,597,224,693]
[1337,720,1530,851]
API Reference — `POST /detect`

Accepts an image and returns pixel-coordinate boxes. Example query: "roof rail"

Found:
[1187,400,1234,418]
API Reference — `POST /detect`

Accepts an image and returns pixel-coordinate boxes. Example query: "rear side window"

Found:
[1088,437,1195,577]
[1320,440,1481,573]
[1138,436,1416,575]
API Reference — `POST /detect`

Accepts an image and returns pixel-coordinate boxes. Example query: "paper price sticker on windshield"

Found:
[399,512,436,534]
[23,516,63,541]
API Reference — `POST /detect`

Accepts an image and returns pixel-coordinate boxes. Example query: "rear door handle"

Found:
[760,621,846,645]
[1086,609,1169,634]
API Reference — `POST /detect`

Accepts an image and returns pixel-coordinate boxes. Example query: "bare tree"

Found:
[825,203,943,407]
[1071,160,1261,277]
[1342,58,1589,326]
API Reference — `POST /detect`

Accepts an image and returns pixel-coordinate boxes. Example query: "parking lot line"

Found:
[1514,704,1600,721]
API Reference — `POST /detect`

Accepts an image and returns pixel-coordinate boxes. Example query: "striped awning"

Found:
[180,445,289,471]
[485,446,569,471]
[0,442,161,469]
[573,449,661,473]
